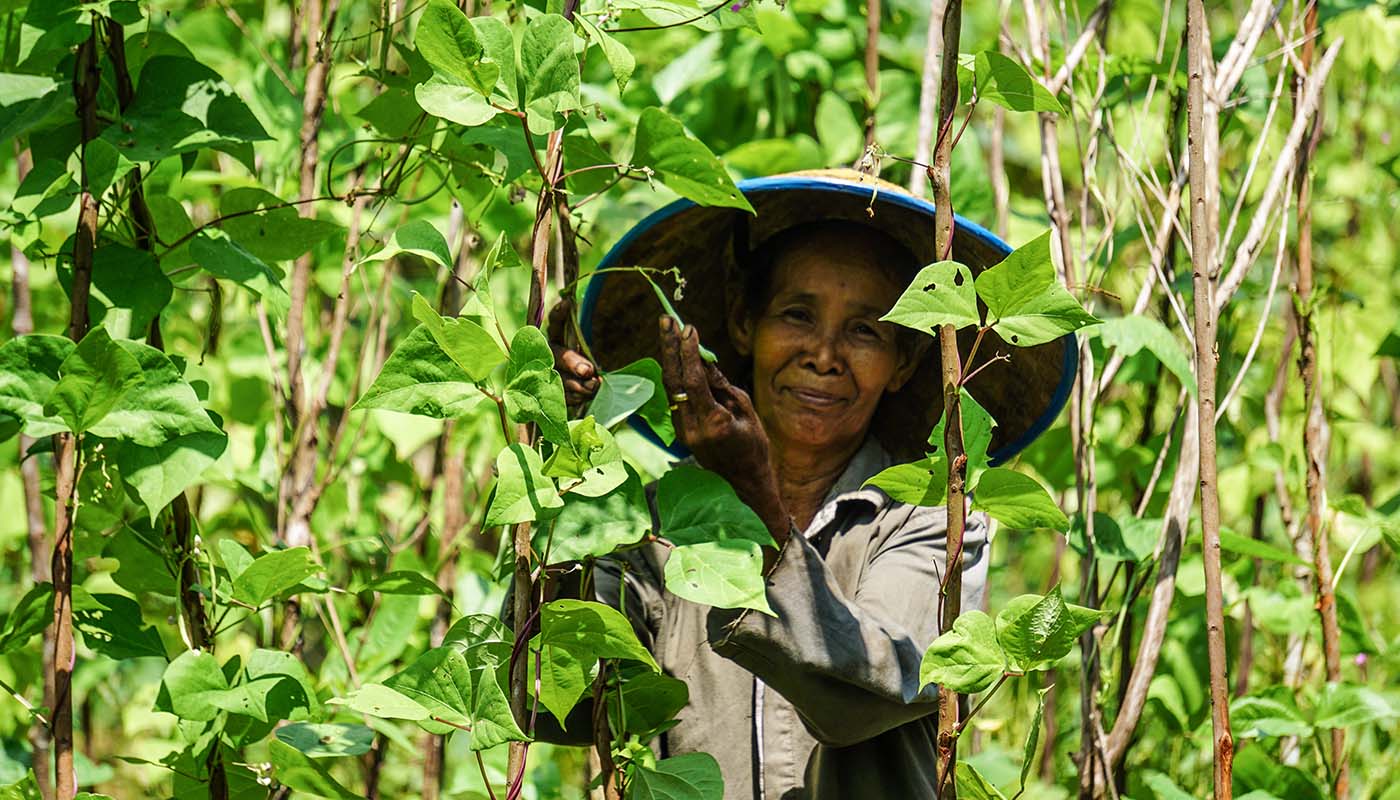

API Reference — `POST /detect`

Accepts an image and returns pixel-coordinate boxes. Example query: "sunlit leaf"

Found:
[354,324,488,418]
[883,261,980,334]
[410,291,506,382]
[627,752,723,800]
[974,51,1064,113]
[1088,315,1197,396]
[920,610,1003,693]
[485,443,564,527]
[43,327,143,434]
[995,590,1105,671]
[633,107,755,212]
[970,468,1069,531]
[664,540,772,614]
[975,232,1099,347]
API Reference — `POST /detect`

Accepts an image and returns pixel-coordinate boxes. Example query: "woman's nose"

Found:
[800,331,845,375]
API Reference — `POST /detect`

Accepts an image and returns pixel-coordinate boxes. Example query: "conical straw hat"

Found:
[580,168,1076,464]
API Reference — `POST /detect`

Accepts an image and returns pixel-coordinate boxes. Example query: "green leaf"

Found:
[657,465,774,547]
[73,591,166,660]
[664,540,772,614]
[245,648,321,721]
[85,341,221,447]
[414,0,499,97]
[1088,315,1197,396]
[218,188,342,262]
[106,523,176,597]
[1143,771,1195,800]
[612,357,676,444]
[116,426,229,523]
[275,722,375,758]
[955,761,1009,800]
[882,261,980,334]
[539,599,659,670]
[190,230,290,314]
[1218,527,1309,567]
[232,547,321,606]
[472,16,519,105]
[1231,695,1314,739]
[485,443,564,527]
[1312,682,1397,729]
[627,753,724,800]
[43,327,143,434]
[268,739,361,800]
[578,15,635,92]
[97,56,269,164]
[504,326,571,446]
[344,684,430,721]
[613,669,689,736]
[0,334,73,438]
[995,591,1105,671]
[354,324,487,418]
[814,91,862,164]
[357,571,449,597]
[1067,512,1157,563]
[974,51,1064,113]
[410,291,506,382]
[929,388,997,483]
[590,369,657,430]
[919,610,1004,693]
[865,458,947,506]
[0,583,54,655]
[633,107,755,212]
[0,772,41,800]
[975,232,1099,347]
[57,243,172,340]
[1018,686,1050,797]
[533,641,597,728]
[364,220,453,268]
[521,14,581,130]
[971,468,1069,531]
[157,650,230,721]
[540,470,651,564]
[415,75,498,126]
[382,642,529,749]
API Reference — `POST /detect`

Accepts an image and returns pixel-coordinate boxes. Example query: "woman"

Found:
[552,170,1076,799]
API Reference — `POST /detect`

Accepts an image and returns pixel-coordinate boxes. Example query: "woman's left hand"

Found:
[658,316,790,544]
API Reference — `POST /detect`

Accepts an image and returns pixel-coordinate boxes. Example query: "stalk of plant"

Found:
[927,0,965,795]
[1292,4,1346,794]
[105,19,230,798]
[44,26,104,800]
[1186,0,1235,793]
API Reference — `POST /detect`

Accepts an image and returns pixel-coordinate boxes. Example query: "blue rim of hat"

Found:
[579,174,1078,466]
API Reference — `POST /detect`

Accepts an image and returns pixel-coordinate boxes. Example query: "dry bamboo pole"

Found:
[1185,0,1234,794]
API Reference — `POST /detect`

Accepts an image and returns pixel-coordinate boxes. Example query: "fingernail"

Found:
[660,316,673,331]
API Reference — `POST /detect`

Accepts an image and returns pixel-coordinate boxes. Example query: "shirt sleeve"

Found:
[705,504,991,748]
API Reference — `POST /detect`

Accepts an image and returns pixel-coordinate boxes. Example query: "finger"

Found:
[676,325,719,413]
[702,361,743,415]
[562,376,599,397]
[559,348,595,380]
[658,317,703,438]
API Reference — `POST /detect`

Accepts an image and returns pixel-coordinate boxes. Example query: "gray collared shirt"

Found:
[593,438,991,799]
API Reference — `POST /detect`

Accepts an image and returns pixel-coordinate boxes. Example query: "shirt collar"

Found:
[803,437,894,538]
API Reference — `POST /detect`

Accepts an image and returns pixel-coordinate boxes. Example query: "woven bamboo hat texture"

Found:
[579,168,1077,464]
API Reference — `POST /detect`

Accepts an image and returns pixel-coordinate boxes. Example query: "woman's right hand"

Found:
[548,301,599,408]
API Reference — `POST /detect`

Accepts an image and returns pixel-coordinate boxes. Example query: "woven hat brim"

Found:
[580,171,1077,464]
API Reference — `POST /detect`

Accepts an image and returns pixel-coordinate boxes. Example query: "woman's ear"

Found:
[726,296,755,357]
[885,336,931,393]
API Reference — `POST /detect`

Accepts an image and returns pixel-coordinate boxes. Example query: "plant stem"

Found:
[861,0,881,157]
[1186,0,1234,793]
[928,1,964,796]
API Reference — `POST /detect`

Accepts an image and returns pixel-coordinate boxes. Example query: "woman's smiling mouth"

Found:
[783,386,849,409]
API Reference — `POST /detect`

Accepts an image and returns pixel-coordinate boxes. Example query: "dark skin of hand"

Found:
[550,306,792,562]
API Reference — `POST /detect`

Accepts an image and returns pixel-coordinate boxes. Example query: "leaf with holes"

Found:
[882,261,980,334]
[665,540,772,615]
[974,232,1099,347]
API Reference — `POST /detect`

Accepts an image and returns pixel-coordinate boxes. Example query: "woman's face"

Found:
[731,234,920,455]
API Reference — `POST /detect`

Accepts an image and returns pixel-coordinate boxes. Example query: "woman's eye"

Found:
[852,323,882,339]
[780,307,811,323]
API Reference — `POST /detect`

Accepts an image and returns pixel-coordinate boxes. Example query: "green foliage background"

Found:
[1,0,1400,797]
